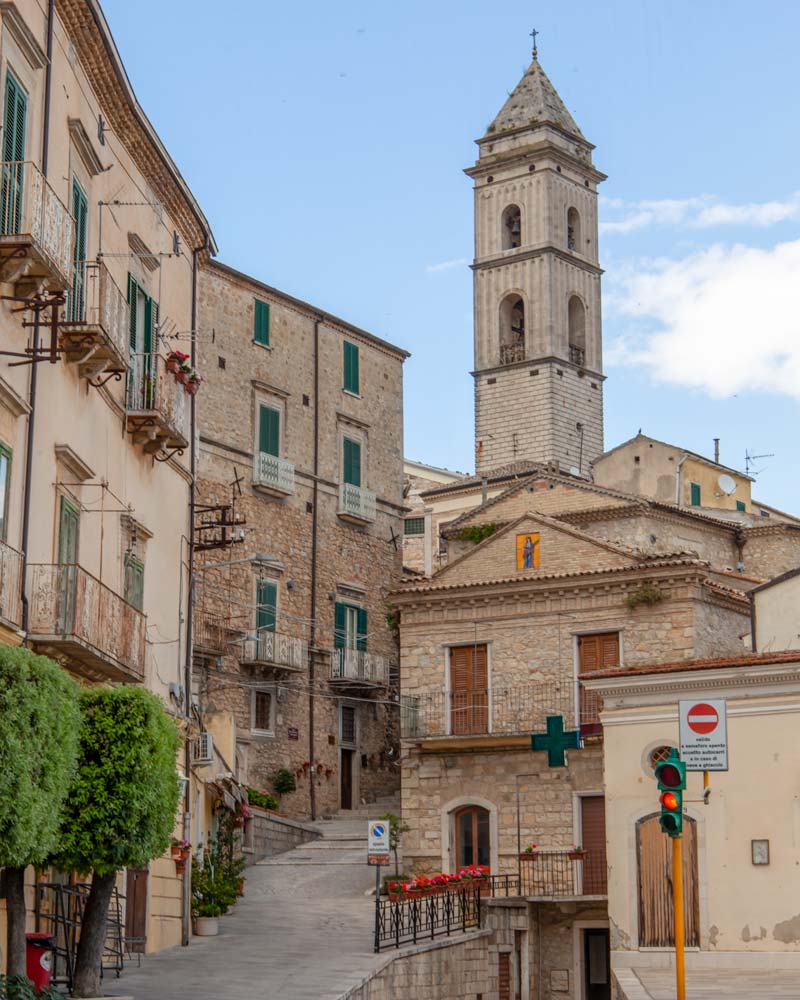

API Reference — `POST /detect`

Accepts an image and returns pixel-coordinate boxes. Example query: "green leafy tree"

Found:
[379,812,410,877]
[0,645,80,977]
[53,687,180,998]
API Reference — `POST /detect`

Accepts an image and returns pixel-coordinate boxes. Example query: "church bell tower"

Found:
[466,41,607,476]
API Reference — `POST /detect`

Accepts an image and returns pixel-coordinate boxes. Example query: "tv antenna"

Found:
[745,449,774,477]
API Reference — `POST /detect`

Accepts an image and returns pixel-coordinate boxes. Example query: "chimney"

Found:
[713,438,720,464]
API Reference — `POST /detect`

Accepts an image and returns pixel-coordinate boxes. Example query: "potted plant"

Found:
[176,363,192,386]
[185,372,204,396]
[274,767,297,798]
[567,845,587,861]
[191,850,226,936]
[521,842,538,857]
[166,350,189,374]
[170,837,190,859]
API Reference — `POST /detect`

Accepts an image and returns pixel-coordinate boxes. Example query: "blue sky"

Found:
[105,1,799,512]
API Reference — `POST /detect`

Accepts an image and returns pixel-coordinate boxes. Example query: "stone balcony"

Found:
[253,451,295,497]
[0,537,23,632]
[499,342,526,365]
[240,627,307,672]
[60,261,130,380]
[337,483,376,525]
[126,352,190,456]
[0,160,74,291]
[26,563,146,682]
[331,648,389,687]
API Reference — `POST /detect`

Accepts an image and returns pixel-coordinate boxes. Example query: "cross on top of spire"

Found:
[530,27,539,60]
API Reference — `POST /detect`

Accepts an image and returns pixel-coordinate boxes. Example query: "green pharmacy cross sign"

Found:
[531,715,581,767]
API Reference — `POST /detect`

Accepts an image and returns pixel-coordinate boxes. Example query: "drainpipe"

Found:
[675,453,689,507]
[20,0,55,635]
[181,240,204,946]
[308,317,322,821]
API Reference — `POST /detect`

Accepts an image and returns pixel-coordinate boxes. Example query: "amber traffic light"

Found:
[655,749,686,838]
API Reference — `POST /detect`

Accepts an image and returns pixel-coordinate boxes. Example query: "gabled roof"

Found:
[593,432,753,482]
[580,649,800,682]
[749,566,800,596]
[487,57,583,139]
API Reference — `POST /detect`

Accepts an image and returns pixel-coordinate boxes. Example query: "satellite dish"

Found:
[718,473,737,496]
[568,466,581,477]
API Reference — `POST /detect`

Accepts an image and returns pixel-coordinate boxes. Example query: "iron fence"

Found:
[374,885,482,952]
[401,681,602,739]
[0,537,23,628]
[519,849,607,897]
[64,259,129,361]
[489,874,522,898]
[0,160,74,284]
[127,352,190,445]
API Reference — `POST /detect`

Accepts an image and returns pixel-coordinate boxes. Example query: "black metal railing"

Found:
[519,850,607,898]
[374,885,482,952]
[489,873,522,898]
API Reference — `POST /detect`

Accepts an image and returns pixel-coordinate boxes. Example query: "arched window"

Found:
[567,207,581,251]
[455,806,490,868]
[501,204,522,250]
[568,295,586,366]
[499,294,525,365]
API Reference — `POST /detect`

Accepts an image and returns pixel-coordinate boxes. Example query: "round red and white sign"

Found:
[687,702,719,735]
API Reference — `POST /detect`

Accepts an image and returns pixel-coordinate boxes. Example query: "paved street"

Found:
[617,966,800,999]
[116,816,388,1000]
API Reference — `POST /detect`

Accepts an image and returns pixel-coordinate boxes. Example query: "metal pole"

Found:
[672,835,686,1000]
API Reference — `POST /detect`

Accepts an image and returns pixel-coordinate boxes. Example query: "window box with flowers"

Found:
[167,350,190,375]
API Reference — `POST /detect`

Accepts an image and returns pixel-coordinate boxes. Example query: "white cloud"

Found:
[426,257,470,274]
[606,239,800,399]
[600,193,800,235]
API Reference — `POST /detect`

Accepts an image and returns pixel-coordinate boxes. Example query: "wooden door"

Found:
[125,868,148,953]
[581,795,608,895]
[455,806,490,868]
[340,749,353,810]
[584,929,611,1000]
[637,814,699,947]
[449,644,488,734]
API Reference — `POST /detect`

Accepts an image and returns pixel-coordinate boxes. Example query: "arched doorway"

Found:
[636,813,700,947]
[455,805,490,868]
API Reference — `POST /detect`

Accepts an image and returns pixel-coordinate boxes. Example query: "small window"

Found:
[342,437,361,487]
[690,482,701,507]
[567,207,581,251]
[341,705,356,744]
[253,690,273,732]
[404,517,425,535]
[254,299,270,346]
[0,443,11,542]
[736,500,746,512]
[334,601,367,651]
[123,552,144,611]
[343,341,360,394]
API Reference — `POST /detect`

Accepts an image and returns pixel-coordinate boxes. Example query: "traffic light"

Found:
[655,749,686,838]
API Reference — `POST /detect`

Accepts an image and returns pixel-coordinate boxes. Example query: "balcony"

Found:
[518,849,607,899]
[499,342,526,365]
[240,627,307,672]
[0,538,23,631]
[338,483,376,525]
[568,345,585,367]
[401,682,602,741]
[0,161,74,291]
[126,352,190,456]
[60,261,130,379]
[26,563,146,682]
[331,648,389,687]
[253,451,295,497]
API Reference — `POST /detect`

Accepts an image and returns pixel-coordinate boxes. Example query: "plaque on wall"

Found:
[288,727,299,741]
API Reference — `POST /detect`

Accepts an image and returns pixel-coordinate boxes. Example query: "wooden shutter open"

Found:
[344,341,359,394]
[334,601,346,649]
[343,438,361,487]
[254,299,270,345]
[256,580,277,632]
[259,405,280,457]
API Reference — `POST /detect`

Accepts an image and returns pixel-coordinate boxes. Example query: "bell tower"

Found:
[466,43,607,476]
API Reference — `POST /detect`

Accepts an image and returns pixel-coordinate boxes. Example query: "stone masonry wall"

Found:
[245,808,319,864]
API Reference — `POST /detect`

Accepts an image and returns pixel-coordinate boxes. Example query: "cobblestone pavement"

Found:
[616,966,800,999]
[116,816,388,1000]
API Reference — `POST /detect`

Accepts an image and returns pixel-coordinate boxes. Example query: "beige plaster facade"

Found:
[750,568,800,653]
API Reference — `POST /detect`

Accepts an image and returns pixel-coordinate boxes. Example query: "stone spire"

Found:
[487,56,583,139]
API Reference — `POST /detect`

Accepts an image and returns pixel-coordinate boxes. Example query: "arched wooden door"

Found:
[636,813,700,947]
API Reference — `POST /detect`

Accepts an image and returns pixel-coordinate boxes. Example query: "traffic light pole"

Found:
[672,835,686,1000]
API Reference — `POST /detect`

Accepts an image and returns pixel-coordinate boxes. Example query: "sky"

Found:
[104,1,800,512]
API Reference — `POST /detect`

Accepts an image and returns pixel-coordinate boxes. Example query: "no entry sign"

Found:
[679,699,728,771]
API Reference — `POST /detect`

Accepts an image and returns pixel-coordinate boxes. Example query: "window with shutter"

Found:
[340,705,356,744]
[580,795,608,895]
[258,405,280,457]
[254,299,270,345]
[1,73,26,234]
[0,443,11,542]
[254,690,273,732]
[334,601,347,649]
[343,437,361,487]
[736,500,746,512]
[343,341,360,394]
[123,553,144,611]
[690,482,701,506]
[578,632,620,674]
[70,179,88,321]
[449,644,488,734]
[334,601,365,650]
[256,579,277,632]
[356,607,368,651]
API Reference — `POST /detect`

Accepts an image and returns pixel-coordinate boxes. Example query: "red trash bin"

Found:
[25,933,54,991]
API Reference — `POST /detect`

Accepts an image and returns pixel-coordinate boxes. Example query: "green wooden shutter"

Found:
[690,482,701,506]
[124,553,144,611]
[356,607,368,651]
[254,299,270,345]
[736,500,746,512]
[334,601,346,649]
[343,438,361,487]
[0,444,11,542]
[343,341,359,394]
[71,179,88,322]
[258,405,280,457]
[127,274,137,350]
[256,580,277,632]
[2,74,26,234]
[58,496,79,565]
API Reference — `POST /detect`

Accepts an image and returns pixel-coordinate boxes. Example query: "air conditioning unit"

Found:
[192,732,214,766]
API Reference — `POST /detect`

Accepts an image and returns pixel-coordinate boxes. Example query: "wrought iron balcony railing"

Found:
[499,342,526,365]
[569,344,586,367]
[518,849,607,898]
[126,352,190,453]
[338,483,376,523]
[0,538,23,629]
[26,563,146,682]
[374,884,482,953]
[61,261,130,375]
[401,682,602,740]
[0,160,74,289]
[253,451,295,495]
[241,627,307,671]
[332,647,389,686]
